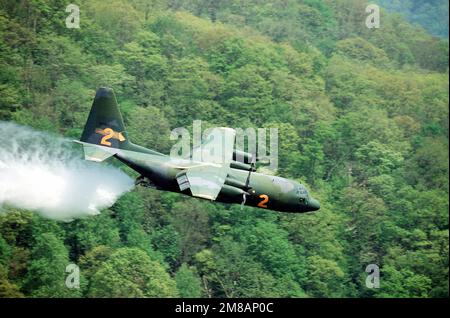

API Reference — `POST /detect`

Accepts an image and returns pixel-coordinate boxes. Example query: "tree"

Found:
[0,265,23,298]
[64,210,121,258]
[376,265,432,298]
[89,248,178,297]
[169,200,210,264]
[335,37,389,65]
[84,0,142,45]
[305,255,346,297]
[175,263,202,297]
[23,233,79,297]
[194,240,291,298]
[126,106,172,153]
[406,137,449,190]
[229,220,307,295]
[354,141,404,183]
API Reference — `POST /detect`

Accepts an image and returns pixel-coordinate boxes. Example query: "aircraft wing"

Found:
[191,127,236,165]
[176,127,236,200]
[176,165,228,200]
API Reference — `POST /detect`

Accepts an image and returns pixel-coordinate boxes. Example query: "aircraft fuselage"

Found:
[113,149,320,213]
[77,87,320,214]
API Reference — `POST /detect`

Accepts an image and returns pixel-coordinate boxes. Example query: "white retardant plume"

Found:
[0,121,134,221]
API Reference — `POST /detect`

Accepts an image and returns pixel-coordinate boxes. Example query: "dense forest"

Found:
[0,0,448,298]
[375,0,449,38]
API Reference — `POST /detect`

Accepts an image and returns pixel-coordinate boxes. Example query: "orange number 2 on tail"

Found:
[100,128,114,146]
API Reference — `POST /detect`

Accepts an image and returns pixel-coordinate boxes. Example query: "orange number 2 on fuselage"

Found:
[100,128,114,146]
[258,194,269,208]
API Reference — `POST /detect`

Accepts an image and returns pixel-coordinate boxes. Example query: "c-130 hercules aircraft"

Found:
[75,87,320,213]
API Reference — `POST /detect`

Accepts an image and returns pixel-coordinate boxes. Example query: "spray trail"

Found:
[0,121,134,221]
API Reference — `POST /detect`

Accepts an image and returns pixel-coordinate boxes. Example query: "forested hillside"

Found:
[0,0,448,298]
[375,0,449,38]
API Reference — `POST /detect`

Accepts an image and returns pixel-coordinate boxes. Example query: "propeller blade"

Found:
[241,159,256,209]
[241,192,247,210]
[244,159,256,189]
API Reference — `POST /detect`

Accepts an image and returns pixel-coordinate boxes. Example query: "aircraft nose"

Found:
[307,198,320,211]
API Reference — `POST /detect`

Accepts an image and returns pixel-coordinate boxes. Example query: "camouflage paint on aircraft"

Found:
[75,87,320,213]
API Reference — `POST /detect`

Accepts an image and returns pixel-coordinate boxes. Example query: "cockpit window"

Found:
[296,184,309,198]
[272,176,295,193]
[297,185,309,204]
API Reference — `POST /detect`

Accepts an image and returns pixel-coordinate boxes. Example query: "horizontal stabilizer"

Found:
[74,140,117,162]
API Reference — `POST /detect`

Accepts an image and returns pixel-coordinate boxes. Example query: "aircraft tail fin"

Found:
[80,87,131,150]
[78,87,166,160]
